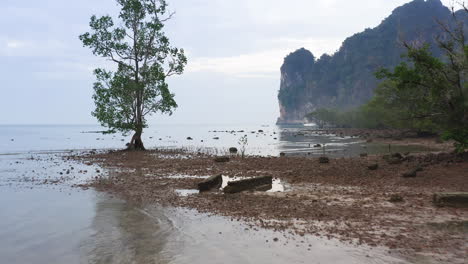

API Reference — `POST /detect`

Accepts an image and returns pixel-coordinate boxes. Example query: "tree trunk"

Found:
[127,131,146,151]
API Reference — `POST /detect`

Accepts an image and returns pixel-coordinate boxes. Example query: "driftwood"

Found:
[224,176,273,194]
[198,174,223,192]
[214,156,230,163]
[433,192,468,208]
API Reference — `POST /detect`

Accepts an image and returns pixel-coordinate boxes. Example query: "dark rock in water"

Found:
[313,144,321,148]
[214,156,230,163]
[198,174,223,192]
[384,154,403,165]
[368,164,379,170]
[388,158,402,165]
[389,194,404,203]
[258,130,264,133]
[280,152,286,157]
[224,176,273,194]
[402,169,417,178]
[229,147,238,154]
[213,137,220,140]
[360,153,368,157]
[433,192,468,208]
[319,157,329,164]
[187,137,193,140]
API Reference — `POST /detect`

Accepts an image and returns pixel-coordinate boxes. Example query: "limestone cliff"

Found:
[277,0,467,124]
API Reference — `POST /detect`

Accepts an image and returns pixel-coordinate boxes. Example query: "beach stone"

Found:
[187,137,193,140]
[402,168,418,178]
[224,176,273,194]
[258,130,264,133]
[229,147,238,154]
[389,194,404,203]
[198,174,223,192]
[385,154,403,164]
[433,192,468,208]
[360,153,368,157]
[213,137,220,140]
[319,157,330,164]
[214,156,230,163]
[280,152,286,157]
[368,164,379,170]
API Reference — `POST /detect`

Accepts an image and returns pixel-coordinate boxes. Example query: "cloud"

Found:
[6,40,29,49]
[187,49,283,78]
[186,37,343,78]
[0,37,68,57]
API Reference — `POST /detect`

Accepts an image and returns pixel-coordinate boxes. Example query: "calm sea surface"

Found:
[0,124,420,263]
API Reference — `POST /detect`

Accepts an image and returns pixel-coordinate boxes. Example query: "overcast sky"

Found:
[0,0,454,125]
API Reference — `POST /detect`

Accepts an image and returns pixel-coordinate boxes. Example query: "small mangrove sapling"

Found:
[238,135,248,158]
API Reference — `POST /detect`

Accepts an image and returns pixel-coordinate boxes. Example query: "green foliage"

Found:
[442,128,468,153]
[79,0,187,148]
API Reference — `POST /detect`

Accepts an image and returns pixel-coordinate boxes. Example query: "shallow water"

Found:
[0,124,434,263]
[0,124,433,157]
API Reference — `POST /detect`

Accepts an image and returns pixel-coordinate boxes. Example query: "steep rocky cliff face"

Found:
[277,0,467,124]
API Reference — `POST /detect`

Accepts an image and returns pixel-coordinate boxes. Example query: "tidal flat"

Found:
[72,146,467,264]
[1,126,466,264]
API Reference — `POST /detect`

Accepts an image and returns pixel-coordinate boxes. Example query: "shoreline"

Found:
[71,142,468,263]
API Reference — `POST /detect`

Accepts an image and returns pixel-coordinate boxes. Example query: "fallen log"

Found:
[433,192,468,208]
[198,174,223,192]
[224,176,273,194]
[214,156,230,163]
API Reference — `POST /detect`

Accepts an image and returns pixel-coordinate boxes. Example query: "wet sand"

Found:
[72,148,468,264]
